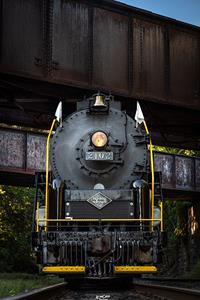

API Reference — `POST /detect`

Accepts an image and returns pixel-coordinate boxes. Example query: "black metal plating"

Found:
[128,16,133,94]
[65,189,134,219]
[37,230,159,276]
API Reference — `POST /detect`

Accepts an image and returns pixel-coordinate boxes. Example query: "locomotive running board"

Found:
[114,266,157,273]
[42,266,85,273]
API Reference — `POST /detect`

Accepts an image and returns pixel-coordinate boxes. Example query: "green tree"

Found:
[153,145,200,157]
[0,186,38,273]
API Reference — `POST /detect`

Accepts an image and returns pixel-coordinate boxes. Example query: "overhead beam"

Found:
[0,127,200,197]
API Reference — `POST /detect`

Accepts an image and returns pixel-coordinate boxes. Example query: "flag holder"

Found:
[135,102,155,230]
[44,101,62,231]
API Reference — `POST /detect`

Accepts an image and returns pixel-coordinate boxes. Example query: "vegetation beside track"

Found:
[0,186,37,273]
[183,260,200,279]
[0,273,63,298]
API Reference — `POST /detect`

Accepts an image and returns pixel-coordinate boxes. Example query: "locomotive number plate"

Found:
[85,151,113,161]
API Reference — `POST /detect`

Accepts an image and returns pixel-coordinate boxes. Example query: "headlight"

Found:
[91,131,108,148]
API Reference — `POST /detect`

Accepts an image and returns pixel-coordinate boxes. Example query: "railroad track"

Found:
[2,279,200,300]
[134,281,200,300]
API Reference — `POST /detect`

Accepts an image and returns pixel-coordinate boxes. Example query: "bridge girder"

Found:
[0,0,200,149]
[0,127,199,200]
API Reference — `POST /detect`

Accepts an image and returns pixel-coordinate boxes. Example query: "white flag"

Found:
[134,101,144,126]
[55,101,62,124]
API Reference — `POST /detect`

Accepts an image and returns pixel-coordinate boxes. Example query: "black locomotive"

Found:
[32,94,164,278]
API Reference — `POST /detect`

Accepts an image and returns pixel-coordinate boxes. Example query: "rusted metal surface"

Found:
[154,152,200,192]
[92,7,129,92]
[154,153,174,188]
[0,128,200,193]
[133,18,166,100]
[27,134,46,170]
[52,1,90,84]
[0,0,43,78]
[170,28,199,106]
[0,130,25,169]
[0,0,199,109]
[0,0,200,151]
[0,128,46,175]
[195,159,200,189]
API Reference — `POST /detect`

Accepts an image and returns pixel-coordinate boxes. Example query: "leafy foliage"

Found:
[153,145,200,157]
[164,200,191,239]
[0,273,62,298]
[0,186,38,273]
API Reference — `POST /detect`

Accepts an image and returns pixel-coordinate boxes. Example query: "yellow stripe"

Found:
[39,218,161,222]
[160,202,163,232]
[42,266,85,273]
[45,119,56,232]
[114,266,157,272]
[36,201,39,232]
[143,120,155,229]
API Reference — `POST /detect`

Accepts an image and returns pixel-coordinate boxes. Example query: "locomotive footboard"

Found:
[33,229,163,277]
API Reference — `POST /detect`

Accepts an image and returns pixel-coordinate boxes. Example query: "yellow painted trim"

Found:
[42,266,85,273]
[36,201,39,232]
[143,121,149,135]
[114,266,157,273]
[160,202,163,232]
[143,120,155,229]
[100,218,160,222]
[39,218,161,222]
[45,119,56,232]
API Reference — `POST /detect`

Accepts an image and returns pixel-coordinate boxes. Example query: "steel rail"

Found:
[134,282,200,300]
[142,277,200,282]
[1,283,66,300]
[2,279,200,300]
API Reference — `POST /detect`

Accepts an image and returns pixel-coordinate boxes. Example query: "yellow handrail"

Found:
[143,121,155,229]
[40,218,161,222]
[45,119,56,231]
[160,202,163,232]
[36,201,39,232]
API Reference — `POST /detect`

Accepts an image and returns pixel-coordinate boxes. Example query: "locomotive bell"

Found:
[93,95,107,108]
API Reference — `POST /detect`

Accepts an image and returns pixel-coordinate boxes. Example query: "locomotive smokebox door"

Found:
[50,94,147,191]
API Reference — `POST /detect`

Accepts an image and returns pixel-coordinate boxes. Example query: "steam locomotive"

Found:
[32,94,164,279]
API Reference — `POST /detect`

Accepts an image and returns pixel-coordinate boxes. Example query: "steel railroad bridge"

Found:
[0,0,200,197]
[0,124,200,201]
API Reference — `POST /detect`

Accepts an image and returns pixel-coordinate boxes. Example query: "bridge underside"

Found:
[0,0,200,192]
[0,74,200,150]
[0,127,199,200]
[0,167,199,201]
[0,0,200,150]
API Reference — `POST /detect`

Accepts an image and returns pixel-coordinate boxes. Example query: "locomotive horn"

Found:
[94,95,107,108]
